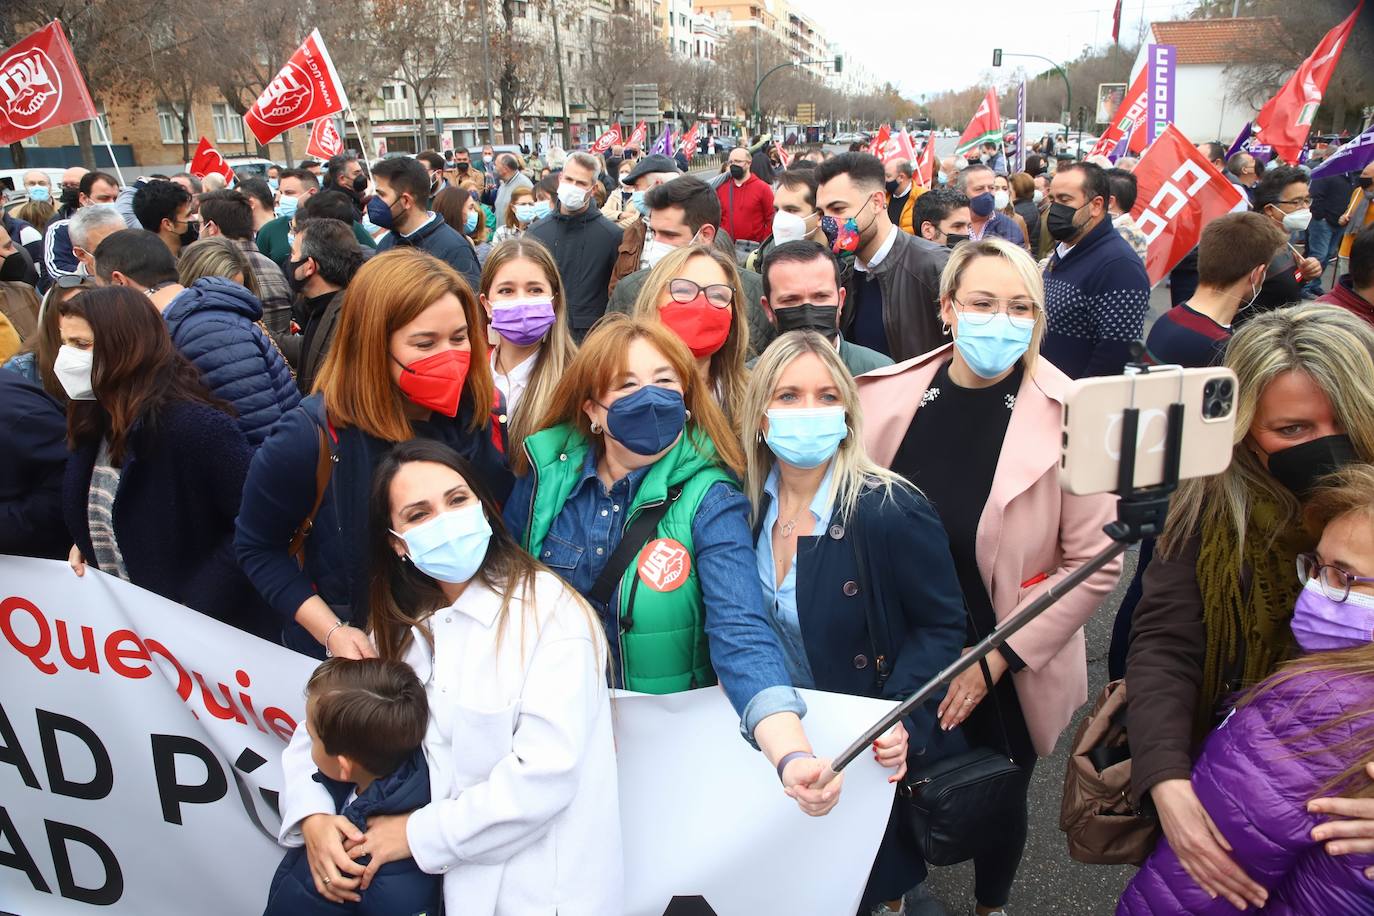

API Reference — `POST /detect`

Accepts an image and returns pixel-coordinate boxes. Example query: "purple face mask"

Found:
[489,298,557,347]
[1291,578,1374,653]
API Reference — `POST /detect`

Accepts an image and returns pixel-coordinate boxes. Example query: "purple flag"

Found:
[1226,122,1253,161]
[651,124,673,157]
[1146,44,1176,144]
[1309,123,1374,179]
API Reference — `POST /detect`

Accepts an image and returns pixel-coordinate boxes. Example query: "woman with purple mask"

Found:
[478,238,578,458]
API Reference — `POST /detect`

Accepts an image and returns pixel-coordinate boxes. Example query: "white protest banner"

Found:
[1,557,897,915]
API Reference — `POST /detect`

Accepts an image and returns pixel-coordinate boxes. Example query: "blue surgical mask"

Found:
[765,406,847,469]
[464,210,479,234]
[276,194,299,221]
[367,194,398,230]
[28,184,50,202]
[631,189,650,217]
[599,385,686,456]
[268,178,280,193]
[969,192,996,218]
[953,312,1034,379]
[514,202,538,223]
[531,200,553,220]
[392,503,492,584]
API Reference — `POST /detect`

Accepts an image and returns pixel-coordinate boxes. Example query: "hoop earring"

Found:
[684,408,692,421]
[590,420,603,435]
[940,322,950,335]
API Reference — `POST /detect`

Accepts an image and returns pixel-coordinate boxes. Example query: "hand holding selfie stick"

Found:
[819,355,1187,787]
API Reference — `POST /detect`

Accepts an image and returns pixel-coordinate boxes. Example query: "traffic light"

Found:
[834,55,843,73]
[992,49,1002,67]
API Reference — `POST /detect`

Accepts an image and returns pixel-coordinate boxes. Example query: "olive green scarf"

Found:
[1195,497,1314,737]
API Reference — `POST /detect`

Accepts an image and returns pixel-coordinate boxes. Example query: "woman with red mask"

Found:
[236,248,513,659]
[631,243,750,420]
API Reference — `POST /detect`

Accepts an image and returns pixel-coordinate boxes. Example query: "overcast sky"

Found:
[786,0,1201,98]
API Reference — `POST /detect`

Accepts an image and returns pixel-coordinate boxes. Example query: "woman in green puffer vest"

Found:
[504,315,847,817]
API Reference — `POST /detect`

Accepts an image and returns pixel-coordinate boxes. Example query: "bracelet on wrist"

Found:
[776,750,816,784]
[323,620,351,657]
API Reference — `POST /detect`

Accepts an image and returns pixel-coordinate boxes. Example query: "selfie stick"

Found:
[820,358,1186,784]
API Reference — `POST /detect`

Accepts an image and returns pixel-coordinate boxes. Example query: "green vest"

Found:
[520,423,732,693]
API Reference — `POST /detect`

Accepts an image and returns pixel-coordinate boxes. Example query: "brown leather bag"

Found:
[1059,679,1160,865]
[286,424,333,569]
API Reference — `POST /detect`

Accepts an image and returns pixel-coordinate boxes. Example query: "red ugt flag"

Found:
[244,29,350,147]
[0,21,98,145]
[1129,124,1247,286]
[914,132,936,188]
[189,136,235,183]
[626,120,648,151]
[679,122,700,161]
[866,124,890,158]
[774,140,792,169]
[955,90,1002,156]
[589,124,621,154]
[1253,1,1362,165]
[306,116,344,160]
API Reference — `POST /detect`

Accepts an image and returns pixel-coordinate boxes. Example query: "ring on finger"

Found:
[323,876,332,886]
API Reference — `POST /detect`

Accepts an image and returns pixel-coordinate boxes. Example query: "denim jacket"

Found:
[505,450,805,742]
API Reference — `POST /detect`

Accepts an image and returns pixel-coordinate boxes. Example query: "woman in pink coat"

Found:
[856,237,1120,916]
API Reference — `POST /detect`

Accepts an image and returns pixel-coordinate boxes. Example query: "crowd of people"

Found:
[2,129,1373,916]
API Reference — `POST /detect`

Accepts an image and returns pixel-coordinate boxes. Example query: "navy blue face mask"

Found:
[599,385,686,456]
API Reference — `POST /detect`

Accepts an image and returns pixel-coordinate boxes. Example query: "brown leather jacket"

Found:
[607,218,646,298]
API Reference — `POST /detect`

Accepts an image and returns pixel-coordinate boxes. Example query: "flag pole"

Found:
[91,116,126,186]
[347,109,373,173]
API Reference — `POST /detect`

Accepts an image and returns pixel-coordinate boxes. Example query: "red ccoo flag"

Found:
[1112,0,1122,46]
[306,116,344,160]
[0,21,98,146]
[243,29,350,147]
[955,90,1002,156]
[1253,1,1363,165]
[189,136,235,183]
[590,124,621,154]
[679,122,701,161]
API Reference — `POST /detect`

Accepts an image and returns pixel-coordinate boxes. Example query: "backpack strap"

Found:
[588,484,683,615]
[287,421,334,569]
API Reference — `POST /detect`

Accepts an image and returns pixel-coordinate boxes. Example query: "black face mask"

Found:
[1266,434,1356,498]
[0,250,29,281]
[1046,201,1084,242]
[60,185,80,208]
[286,256,310,296]
[774,303,840,339]
[351,174,369,193]
[884,179,900,195]
[944,232,969,249]
[179,221,200,247]
[1359,177,1373,190]
[454,162,470,173]
[729,164,746,181]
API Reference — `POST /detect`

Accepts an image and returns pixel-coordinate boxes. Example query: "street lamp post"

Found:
[994,51,1074,152]
[752,56,839,138]
[478,0,497,143]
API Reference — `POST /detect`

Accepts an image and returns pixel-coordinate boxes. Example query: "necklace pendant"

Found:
[780,520,796,537]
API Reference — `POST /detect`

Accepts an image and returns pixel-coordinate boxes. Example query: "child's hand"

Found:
[301,813,365,903]
[352,813,413,890]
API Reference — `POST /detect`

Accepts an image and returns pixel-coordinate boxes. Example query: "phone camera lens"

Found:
[1219,379,1234,397]
[1204,380,1217,397]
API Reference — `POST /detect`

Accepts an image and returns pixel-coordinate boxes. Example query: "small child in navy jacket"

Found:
[264,658,438,916]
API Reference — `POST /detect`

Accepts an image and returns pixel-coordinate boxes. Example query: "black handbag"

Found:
[851,514,1024,867]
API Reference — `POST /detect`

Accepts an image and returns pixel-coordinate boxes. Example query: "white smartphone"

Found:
[1060,366,1238,496]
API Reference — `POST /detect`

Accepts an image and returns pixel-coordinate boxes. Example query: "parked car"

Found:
[0,167,68,195]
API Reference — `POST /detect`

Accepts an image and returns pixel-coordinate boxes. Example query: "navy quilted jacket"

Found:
[162,277,300,448]
[1118,667,1374,915]
[263,750,439,916]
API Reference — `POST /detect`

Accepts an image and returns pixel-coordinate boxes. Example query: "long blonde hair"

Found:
[479,238,578,457]
[741,331,910,525]
[630,244,750,422]
[178,236,258,298]
[939,236,1046,372]
[1159,304,1374,558]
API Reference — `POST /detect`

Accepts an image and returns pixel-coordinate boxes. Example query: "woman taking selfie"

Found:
[506,315,841,817]
[858,237,1121,916]
[477,238,577,458]
[631,243,750,421]
[236,248,512,659]
[59,286,272,636]
[741,330,967,910]
[1127,303,1374,912]
[280,439,620,914]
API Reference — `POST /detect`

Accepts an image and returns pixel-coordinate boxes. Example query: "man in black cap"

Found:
[607,153,680,296]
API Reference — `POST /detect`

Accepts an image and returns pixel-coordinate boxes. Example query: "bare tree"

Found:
[581,11,663,122]
[317,0,397,158]
[206,0,311,160]
[488,0,554,143]
[371,0,470,150]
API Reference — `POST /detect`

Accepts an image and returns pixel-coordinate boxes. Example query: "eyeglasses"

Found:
[952,296,1037,328]
[1276,196,1313,209]
[1296,552,1374,602]
[55,274,99,290]
[668,278,734,309]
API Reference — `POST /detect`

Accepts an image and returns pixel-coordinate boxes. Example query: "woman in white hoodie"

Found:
[277,438,620,916]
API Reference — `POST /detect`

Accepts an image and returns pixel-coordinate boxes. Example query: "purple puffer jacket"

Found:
[1118,667,1374,915]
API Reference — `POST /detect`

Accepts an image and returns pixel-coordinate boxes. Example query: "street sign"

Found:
[623,83,661,123]
[797,103,815,122]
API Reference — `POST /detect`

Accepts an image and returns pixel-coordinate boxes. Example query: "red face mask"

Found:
[659,297,732,359]
[395,349,470,417]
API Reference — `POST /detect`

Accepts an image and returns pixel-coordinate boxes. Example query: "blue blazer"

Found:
[263,750,440,916]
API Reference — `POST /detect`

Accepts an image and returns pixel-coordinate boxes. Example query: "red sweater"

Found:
[1317,276,1374,328]
[716,173,775,244]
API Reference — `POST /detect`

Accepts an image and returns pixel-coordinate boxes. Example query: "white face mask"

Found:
[557,182,588,211]
[1033,189,1044,204]
[993,190,1010,210]
[642,236,678,269]
[54,344,96,400]
[954,156,969,171]
[771,209,811,244]
[1281,207,1312,233]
